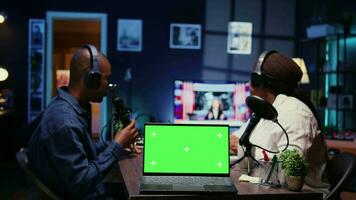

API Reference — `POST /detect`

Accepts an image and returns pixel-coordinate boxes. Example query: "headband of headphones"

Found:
[83,44,99,73]
[254,50,278,75]
[250,50,278,88]
[83,44,101,89]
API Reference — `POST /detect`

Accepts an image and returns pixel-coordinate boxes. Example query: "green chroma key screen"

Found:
[144,124,229,174]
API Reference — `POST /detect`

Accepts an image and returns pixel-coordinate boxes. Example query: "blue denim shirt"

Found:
[28,87,123,199]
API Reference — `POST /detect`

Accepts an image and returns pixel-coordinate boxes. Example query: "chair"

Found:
[324,152,356,200]
[16,148,61,200]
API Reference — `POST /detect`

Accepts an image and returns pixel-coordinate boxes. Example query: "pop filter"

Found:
[246,95,278,121]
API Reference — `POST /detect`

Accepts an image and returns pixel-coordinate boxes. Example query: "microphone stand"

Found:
[231,114,260,175]
[235,141,260,175]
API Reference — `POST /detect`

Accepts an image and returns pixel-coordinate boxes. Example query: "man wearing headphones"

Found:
[28,45,139,199]
[230,51,329,189]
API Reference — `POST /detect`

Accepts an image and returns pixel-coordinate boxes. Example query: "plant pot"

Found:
[286,176,304,191]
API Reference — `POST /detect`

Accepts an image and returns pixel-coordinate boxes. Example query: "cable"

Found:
[100,116,113,146]
[276,120,289,152]
[249,120,289,154]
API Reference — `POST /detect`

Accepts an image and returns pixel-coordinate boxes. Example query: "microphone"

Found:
[246,95,278,121]
[112,97,131,127]
[239,113,260,146]
[242,95,289,152]
[239,95,278,146]
[232,95,288,172]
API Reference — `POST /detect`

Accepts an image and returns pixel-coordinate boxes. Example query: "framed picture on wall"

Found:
[227,22,253,55]
[28,19,45,122]
[30,21,45,48]
[56,69,70,89]
[170,23,201,49]
[117,19,143,52]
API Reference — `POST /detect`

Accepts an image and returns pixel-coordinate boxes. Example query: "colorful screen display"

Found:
[144,124,229,174]
[174,80,250,126]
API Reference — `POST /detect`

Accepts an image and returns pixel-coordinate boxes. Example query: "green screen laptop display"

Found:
[144,124,229,174]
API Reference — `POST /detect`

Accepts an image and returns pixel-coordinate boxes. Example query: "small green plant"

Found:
[279,149,307,177]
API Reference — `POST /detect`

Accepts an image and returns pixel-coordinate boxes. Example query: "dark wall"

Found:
[0,0,205,133]
[3,0,355,135]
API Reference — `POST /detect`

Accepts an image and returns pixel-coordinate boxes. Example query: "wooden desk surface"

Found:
[326,139,356,155]
[118,154,323,200]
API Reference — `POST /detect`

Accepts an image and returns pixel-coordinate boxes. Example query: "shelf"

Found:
[301,31,356,131]
[319,107,356,112]
[319,69,356,74]
[300,33,356,42]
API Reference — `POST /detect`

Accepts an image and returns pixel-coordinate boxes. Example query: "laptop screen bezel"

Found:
[143,123,231,177]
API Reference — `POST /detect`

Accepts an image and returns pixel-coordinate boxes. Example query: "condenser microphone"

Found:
[112,97,131,127]
[239,95,278,146]
[246,95,278,121]
[239,113,260,146]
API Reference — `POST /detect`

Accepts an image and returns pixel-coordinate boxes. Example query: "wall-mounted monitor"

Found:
[174,80,250,127]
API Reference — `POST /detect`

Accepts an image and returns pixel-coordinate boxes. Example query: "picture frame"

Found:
[227,22,253,55]
[28,19,45,122]
[170,23,201,49]
[56,69,70,89]
[117,19,143,52]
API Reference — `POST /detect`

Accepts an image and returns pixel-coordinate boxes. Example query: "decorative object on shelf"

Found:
[28,19,45,122]
[292,58,310,84]
[280,149,307,191]
[341,12,353,35]
[306,24,336,39]
[0,65,12,111]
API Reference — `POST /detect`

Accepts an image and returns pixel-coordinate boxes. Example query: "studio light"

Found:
[0,67,9,81]
[293,58,310,84]
[0,12,7,24]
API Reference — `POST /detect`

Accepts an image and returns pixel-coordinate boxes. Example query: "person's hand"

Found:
[114,120,139,149]
[229,135,239,155]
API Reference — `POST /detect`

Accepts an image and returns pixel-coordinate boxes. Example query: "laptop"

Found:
[140,123,237,194]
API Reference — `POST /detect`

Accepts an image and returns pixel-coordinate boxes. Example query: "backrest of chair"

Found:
[324,152,356,200]
[16,148,61,200]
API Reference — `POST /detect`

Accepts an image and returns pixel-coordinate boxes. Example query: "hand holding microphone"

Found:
[112,96,142,153]
[114,120,139,149]
[112,97,131,127]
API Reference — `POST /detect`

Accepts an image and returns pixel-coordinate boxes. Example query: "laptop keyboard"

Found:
[143,176,231,186]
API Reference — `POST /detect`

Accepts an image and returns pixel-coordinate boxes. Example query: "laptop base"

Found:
[140,183,237,194]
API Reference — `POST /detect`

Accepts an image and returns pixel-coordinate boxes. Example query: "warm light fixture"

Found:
[0,67,9,81]
[293,58,310,84]
[0,12,7,24]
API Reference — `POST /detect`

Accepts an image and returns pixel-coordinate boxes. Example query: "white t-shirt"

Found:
[234,94,329,188]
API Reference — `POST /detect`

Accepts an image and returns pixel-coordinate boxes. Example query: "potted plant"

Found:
[279,149,307,191]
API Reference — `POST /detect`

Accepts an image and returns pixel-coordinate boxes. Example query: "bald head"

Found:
[67,46,112,104]
[68,47,109,87]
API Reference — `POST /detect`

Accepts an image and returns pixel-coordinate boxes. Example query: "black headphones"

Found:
[83,44,101,89]
[250,50,278,88]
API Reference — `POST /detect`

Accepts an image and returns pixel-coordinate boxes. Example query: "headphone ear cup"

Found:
[84,70,102,89]
[250,72,263,88]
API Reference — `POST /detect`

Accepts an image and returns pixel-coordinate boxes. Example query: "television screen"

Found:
[174,80,250,127]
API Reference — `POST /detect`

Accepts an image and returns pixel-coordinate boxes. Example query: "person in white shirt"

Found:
[230,51,329,188]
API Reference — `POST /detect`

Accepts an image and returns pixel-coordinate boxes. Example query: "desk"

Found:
[117,154,322,200]
[326,139,356,155]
